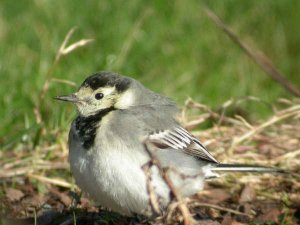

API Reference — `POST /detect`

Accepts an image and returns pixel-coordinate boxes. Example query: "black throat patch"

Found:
[75,107,115,150]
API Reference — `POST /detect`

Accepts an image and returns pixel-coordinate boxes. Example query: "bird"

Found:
[55,71,283,216]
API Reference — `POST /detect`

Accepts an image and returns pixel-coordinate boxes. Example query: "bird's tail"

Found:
[210,163,286,174]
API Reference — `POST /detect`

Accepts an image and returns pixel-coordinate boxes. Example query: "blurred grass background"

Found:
[1,0,300,147]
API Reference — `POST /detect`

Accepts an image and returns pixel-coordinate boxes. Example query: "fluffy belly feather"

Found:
[68,126,206,216]
[69,137,151,215]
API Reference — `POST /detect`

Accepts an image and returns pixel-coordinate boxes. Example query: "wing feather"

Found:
[148,126,218,163]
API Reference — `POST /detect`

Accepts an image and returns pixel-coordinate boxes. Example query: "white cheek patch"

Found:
[115,90,135,109]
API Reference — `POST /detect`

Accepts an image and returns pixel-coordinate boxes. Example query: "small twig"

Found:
[275,149,300,160]
[143,141,196,225]
[34,27,94,125]
[42,27,94,97]
[190,201,252,217]
[33,107,42,124]
[234,115,254,130]
[51,78,77,87]
[53,27,93,67]
[2,156,35,170]
[184,115,210,130]
[230,104,300,150]
[33,208,37,225]
[28,174,73,188]
[165,201,181,222]
[185,98,245,126]
[0,162,68,178]
[73,210,77,225]
[205,7,300,97]
[142,162,162,215]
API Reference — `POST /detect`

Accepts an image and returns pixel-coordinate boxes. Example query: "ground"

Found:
[1,99,299,225]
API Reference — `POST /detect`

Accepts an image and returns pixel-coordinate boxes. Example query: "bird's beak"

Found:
[54,94,79,103]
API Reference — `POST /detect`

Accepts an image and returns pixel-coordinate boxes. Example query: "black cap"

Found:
[81,71,131,93]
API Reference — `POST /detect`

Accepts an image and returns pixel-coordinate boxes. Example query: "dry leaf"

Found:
[239,185,256,204]
[5,188,24,202]
[21,194,45,207]
[49,187,72,206]
[199,188,231,204]
[256,208,281,223]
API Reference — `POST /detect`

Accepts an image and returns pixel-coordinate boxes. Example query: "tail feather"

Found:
[211,163,286,174]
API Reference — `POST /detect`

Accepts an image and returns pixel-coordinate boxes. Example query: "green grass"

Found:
[1,0,300,146]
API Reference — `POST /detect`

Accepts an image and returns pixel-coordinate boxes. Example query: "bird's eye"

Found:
[95,93,104,100]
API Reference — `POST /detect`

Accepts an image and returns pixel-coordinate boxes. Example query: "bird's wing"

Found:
[147,126,219,163]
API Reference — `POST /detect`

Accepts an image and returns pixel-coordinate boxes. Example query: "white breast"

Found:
[68,113,206,215]
[69,114,153,215]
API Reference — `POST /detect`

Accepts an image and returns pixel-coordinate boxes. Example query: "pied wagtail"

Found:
[55,71,283,216]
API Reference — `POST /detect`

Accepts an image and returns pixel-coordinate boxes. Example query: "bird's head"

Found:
[55,72,135,117]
